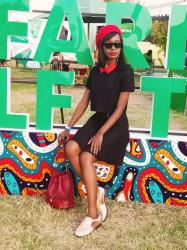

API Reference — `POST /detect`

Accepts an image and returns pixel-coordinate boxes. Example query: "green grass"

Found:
[0,196,186,250]
[10,83,187,131]
[11,67,37,79]
[11,83,37,122]
[171,70,187,78]
[9,62,187,131]
[9,60,37,79]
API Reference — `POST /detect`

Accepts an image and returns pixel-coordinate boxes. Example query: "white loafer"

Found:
[97,187,108,222]
[74,215,101,237]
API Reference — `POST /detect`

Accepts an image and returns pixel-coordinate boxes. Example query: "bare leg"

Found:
[80,151,98,219]
[65,140,83,180]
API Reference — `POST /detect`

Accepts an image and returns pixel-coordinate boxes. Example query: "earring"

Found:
[116,57,119,63]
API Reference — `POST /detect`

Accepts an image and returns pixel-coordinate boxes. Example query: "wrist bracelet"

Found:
[65,125,72,132]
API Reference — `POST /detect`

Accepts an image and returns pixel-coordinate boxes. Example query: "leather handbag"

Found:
[45,144,74,209]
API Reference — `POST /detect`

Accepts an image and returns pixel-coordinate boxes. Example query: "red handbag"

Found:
[45,144,74,209]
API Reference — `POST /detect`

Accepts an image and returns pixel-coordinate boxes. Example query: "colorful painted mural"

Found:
[0,129,187,206]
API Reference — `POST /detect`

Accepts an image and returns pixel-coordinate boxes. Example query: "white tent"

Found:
[31,0,106,14]
[119,0,187,17]
[30,0,187,17]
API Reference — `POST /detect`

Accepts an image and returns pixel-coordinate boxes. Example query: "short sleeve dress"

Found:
[71,64,135,166]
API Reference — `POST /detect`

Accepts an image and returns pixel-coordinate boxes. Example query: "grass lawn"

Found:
[9,61,37,79]
[171,70,187,78]
[8,62,187,130]
[1,65,187,250]
[11,83,187,131]
[0,196,186,250]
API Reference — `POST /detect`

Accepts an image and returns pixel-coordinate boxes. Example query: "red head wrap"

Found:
[96,25,122,49]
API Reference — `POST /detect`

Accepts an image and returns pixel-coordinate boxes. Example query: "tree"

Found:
[150,20,168,65]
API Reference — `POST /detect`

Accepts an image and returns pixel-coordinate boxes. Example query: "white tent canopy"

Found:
[120,0,187,16]
[30,0,187,17]
[30,0,106,13]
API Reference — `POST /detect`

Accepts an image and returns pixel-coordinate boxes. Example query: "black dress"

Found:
[71,64,135,166]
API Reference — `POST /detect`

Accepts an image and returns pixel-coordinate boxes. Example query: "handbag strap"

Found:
[62,138,69,172]
[53,159,69,172]
[53,143,69,172]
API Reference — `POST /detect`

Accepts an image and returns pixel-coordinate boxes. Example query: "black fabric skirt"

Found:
[71,112,130,166]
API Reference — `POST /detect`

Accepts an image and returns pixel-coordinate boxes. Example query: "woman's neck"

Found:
[105,59,116,67]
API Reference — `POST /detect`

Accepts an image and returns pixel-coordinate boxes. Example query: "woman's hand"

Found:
[88,131,103,156]
[57,130,70,145]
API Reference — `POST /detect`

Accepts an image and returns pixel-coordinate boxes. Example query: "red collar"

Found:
[100,63,117,74]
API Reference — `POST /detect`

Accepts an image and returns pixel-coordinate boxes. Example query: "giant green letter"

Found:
[106,2,152,68]
[34,0,93,65]
[141,77,186,138]
[36,71,74,130]
[166,4,187,70]
[0,0,29,59]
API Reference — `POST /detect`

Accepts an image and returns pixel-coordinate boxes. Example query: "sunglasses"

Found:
[103,42,123,49]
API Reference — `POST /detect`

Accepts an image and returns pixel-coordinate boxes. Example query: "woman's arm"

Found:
[88,92,130,155]
[58,89,90,144]
[67,88,91,127]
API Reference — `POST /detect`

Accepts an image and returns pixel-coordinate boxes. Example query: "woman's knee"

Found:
[80,151,96,166]
[65,140,81,157]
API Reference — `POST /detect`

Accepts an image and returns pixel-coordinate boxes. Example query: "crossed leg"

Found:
[65,140,98,219]
[65,140,83,180]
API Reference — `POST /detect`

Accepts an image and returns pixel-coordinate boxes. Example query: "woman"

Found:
[58,25,134,237]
